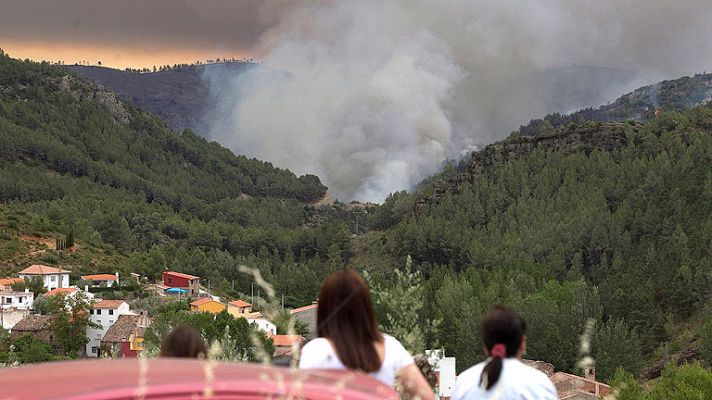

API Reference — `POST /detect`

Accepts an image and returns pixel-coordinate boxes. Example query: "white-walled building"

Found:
[425,349,456,399]
[243,312,277,335]
[81,273,119,288]
[0,288,34,311]
[86,300,134,357]
[18,265,70,291]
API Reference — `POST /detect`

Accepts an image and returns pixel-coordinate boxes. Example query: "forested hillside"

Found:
[362,103,712,382]
[518,72,712,137]
[67,61,255,133]
[0,52,352,307]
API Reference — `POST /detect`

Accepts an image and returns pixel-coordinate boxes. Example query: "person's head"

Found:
[317,269,382,372]
[479,305,527,390]
[160,326,207,359]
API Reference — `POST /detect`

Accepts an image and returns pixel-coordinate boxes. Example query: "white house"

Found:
[18,265,70,291]
[243,312,277,335]
[81,273,119,288]
[0,288,34,311]
[44,286,95,303]
[86,299,134,357]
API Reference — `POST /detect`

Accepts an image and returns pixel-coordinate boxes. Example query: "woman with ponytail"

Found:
[451,305,557,399]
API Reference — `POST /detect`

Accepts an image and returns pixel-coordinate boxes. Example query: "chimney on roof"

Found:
[85,285,89,292]
[585,367,596,382]
[24,288,29,293]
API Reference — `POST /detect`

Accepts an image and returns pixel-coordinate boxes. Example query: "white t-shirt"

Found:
[451,358,557,400]
[299,333,414,387]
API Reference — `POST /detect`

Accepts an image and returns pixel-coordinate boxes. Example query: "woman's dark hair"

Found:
[160,326,207,359]
[317,269,383,372]
[479,305,526,390]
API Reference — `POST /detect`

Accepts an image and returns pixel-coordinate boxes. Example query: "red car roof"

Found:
[0,358,399,400]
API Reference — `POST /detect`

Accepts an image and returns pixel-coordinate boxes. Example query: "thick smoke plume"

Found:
[207,0,712,202]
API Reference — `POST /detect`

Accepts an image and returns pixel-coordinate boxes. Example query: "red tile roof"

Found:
[20,264,70,275]
[82,274,118,281]
[190,298,215,307]
[228,300,252,308]
[163,271,199,280]
[46,287,78,296]
[91,300,127,309]
[289,304,318,314]
[0,278,24,286]
[270,335,303,347]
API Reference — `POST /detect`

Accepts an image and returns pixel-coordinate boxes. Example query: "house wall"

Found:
[0,291,34,310]
[227,305,251,318]
[192,301,226,314]
[1,309,29,330]
[163,273,190,288]
[86,303,132,357]
[19,273,69,290]
[249,318,276,335]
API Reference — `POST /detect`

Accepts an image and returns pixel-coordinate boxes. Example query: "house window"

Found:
[4,298,10,304]
[109,320,114,325]
[92,347,99,354]
[109,309,114,315]
[90,309,94,315]
[96,309,102,315]
[96,333,101,339]
[51,276,57,282]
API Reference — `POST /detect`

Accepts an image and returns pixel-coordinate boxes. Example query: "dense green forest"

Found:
[363,103,712,381]
[2,52,712,391]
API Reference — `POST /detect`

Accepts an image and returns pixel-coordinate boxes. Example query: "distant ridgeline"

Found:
[518,72,712,137]
[0,52,326,205]
[0,52,356,308]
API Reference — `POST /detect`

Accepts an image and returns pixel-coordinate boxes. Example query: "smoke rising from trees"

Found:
[204,0,712,201]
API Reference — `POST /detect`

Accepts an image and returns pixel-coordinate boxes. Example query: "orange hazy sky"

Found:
[2,39,254,70]
[0,0,287,69]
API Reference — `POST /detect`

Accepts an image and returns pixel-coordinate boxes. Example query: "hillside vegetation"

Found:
[0,51,350,307]
[363,102,712,382]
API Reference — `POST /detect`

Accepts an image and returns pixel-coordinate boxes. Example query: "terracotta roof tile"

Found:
[12,315,53,332]
[20,265,70,275]
[190,298,215,306]
[91,300,127,309]
[271,335,303,347]
[289,304,318,314]
[0,278,24,286]
[101,315,141,343]
[163,271,199,280]
[228,300,252,308]
[46,287,78,296]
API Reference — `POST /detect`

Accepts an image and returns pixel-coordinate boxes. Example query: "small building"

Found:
[271,334,303,358]
[81,273,119,288]
[10,314,56,348]
[243,312,277,335]
[0,278,24,291]
[0,308,30,330]
[0,288,34,310]
[86,300,134,358]
[18,264,70,291]
[289,303,318,339]
[550,370,611,399]
[100,314,147,358]
[162,271,200,297]
[189,298,226,314]
[227,300,252,317]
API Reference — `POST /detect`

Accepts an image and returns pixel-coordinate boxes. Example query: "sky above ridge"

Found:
[0,0,286,68]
